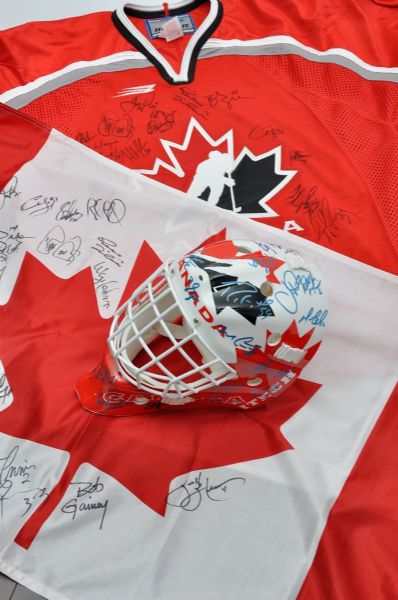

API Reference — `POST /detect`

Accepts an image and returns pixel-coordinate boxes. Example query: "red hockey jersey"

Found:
[1,5,398,600]
[2,0,398,89]
[1,1,398,273]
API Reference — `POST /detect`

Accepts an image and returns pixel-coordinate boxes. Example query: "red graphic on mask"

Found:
[0,231,320,550]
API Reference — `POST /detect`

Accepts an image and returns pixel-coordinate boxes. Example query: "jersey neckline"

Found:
[112,0,223,85]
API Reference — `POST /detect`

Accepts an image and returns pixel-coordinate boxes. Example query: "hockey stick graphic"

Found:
[228,171,241,213]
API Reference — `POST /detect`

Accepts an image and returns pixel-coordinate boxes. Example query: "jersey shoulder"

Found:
[0,11,131,94]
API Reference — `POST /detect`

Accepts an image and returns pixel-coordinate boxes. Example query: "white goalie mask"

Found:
[79,238,328,415]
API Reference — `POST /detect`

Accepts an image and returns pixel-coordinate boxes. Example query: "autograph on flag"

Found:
[61,476,109,530]
[166,471,246,512]
[0,445,47,519]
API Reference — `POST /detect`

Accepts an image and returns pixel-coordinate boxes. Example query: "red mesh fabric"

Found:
[21,53,398,256]
[22,74,108,139]
[254,55,398,254]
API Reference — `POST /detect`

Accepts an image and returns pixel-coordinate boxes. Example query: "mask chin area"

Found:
[108,264,235,401]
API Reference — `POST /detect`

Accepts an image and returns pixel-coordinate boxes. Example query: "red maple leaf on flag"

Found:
[0,231,321,549]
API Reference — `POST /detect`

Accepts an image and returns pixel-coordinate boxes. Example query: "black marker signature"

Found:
[21,195,58,217]
[0,176,20,209]
[122,138,151,162]
[70,476,104,498]
[147,109,176,134]
[0,371,12,408]
[0,226,28,257]
[90,136,151,164]
[20,487,48,517]
[92,138,124,160]
[56,200,83,223]
[0,447,18,511]
[98,110,134,139]
[120,92,157,114]
[61,476,108,530]
[76,131,98,145]
[87,197,126,224]
[249,125,284,140]
[93,261,119,310]
[174,87,210,119]
[288,184,357,243]
[206,89,252,111]
[289,150,311,164]
[37,225,81,264]
[91,237,124,267]
[167,471,246,511]
[0,225,32,274]
[0,446,47,519]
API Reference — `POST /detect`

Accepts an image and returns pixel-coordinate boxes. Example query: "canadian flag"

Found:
[0,105,397,600]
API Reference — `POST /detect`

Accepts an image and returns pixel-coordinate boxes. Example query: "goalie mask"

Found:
[76,239,328,415]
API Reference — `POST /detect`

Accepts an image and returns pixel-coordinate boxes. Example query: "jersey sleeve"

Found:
[219,0,398,68]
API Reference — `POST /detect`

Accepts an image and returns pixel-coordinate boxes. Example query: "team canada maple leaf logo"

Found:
[140,118,297,217]
[187,254,276,324]
[186,242,286,324]
[0,230,320,550]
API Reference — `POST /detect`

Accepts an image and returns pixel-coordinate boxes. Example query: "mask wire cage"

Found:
[108,260,236,401]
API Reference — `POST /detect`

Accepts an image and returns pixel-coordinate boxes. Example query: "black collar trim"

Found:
[124,0,209,18]
[112,0,223,85]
